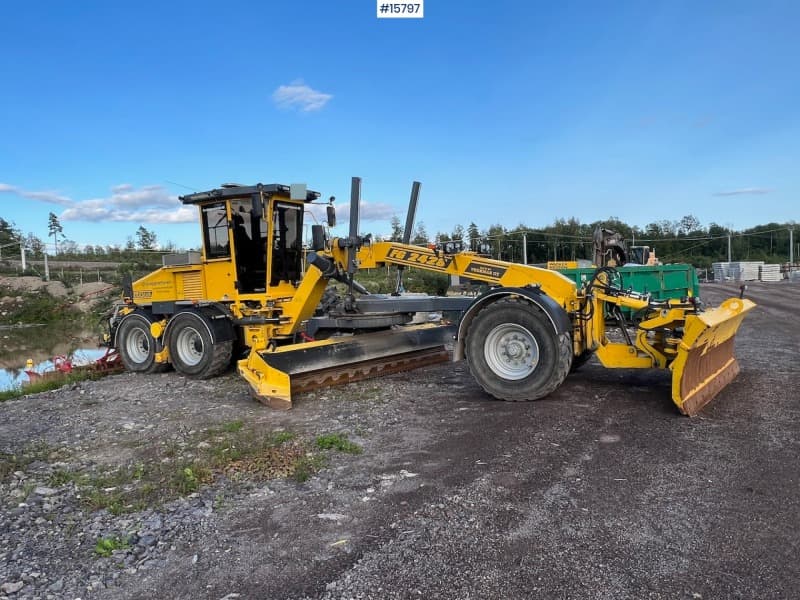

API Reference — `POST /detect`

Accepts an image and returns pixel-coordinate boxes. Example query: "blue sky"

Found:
[1,1,797,251]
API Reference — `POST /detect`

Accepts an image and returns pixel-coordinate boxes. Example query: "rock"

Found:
[316,513,348,522]
[142,516,163,530]
[1,581,24,594]
[48,578,64,593]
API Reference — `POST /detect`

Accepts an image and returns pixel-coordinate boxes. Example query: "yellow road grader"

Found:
[108,178,753,415]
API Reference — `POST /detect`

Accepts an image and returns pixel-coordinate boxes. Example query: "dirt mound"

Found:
[0,275,68,297]
[0,276,117,312]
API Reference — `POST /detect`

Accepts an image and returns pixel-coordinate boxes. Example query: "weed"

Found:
[293,454,327,483]
[94,536,131,558]
[174,464,211,494]
[221,420,244,433]
[132,463,145,480]
[49,425,310,514]
[47,469,86,487]
[272,431,295,444]
[315,433,363,455]
[21,482,36,499]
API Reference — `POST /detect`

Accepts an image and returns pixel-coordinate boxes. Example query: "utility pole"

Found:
[727,231,732,263]
[790,227,794,267]
[522,233,528,265]
[20,243,26,272]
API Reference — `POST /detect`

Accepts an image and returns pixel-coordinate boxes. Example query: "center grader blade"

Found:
[237,323,457,409]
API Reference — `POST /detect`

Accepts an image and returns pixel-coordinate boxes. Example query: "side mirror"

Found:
[326,204,336,228]
[311,225,327,251]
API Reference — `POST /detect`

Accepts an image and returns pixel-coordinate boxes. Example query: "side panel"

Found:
[557,264,699,303]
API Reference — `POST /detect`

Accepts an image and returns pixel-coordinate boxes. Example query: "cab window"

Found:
[202,203,230,259]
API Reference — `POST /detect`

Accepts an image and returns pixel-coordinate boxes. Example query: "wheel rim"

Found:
[175,326,205,367]
[125,327,151,364]
[484,323,539,380]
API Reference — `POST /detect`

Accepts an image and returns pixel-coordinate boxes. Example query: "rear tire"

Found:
[116,313,168,374]
[167,311,232,379]
[465,297,572,401]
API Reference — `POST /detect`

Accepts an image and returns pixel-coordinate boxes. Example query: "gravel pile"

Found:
[1,472,222,599]
[0,368,430,600]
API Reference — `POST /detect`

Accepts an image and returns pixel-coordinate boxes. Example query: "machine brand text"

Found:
[464,261,507,280]
[387,247,452,270]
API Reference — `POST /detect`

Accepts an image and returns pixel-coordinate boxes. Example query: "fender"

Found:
[453,287,571,361]
[112,309,155,349]
[162,306,236,345]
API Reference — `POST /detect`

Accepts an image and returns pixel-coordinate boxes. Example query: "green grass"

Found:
[293,454,327,483]
[4,423,360,513]
[54,426,311,513]
[220,419,244,433]
[94,536,131,557]
[315,433,363,455]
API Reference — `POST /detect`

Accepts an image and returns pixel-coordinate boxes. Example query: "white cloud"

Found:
[306,200,398,227]
[61,205,197,223]
[338,201,398,223]
[713,187,773,196]
[0,182,197,224]
[0,182,72,206]
[272,80,333,112]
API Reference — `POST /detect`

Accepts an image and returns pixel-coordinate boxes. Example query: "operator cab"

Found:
[180,183,321,295]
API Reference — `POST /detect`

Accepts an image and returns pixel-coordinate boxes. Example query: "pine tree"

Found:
[47,212,63,255]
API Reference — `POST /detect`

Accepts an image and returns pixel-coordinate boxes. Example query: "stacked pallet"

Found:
[712,262,731,281]
[759,264,782,282]
[729,261,764,281]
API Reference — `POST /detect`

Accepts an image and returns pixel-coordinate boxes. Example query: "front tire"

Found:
[465,297,572,401]
[116,313,167,374]
[167,311,232,379]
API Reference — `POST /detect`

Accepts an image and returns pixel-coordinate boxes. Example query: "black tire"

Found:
[116,313,168,374]
[465,297,572,401]
[167,311,232,379]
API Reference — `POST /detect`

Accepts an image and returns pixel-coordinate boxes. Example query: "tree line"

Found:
[2,212,797,270]
[383,214,799,269]
[0,213,170,261]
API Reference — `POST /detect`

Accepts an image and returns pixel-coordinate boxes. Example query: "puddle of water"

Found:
[0,324,108,391]
[1,347,109,392]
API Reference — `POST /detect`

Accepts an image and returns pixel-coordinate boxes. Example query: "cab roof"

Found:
[179,183,321,205]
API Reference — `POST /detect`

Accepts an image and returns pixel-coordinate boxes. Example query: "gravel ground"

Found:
[1,281,798,599]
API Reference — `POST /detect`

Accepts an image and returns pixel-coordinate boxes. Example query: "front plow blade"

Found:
[670,297,755,416]
[238,323,456,409]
